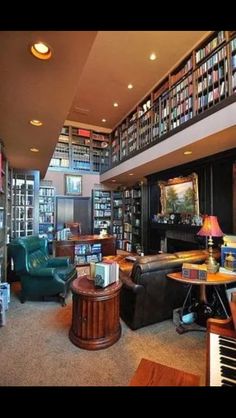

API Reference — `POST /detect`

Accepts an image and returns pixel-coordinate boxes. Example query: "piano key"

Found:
[220,336,236,344]
[219,338,236,349]
[219,347,236,358]
[221,366,236,380]
[220,356,236,367]
[220,338,236,348]
[221,378,236,387]
[210,332,236,386]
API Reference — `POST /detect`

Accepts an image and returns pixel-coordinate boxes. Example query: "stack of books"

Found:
[182,263,207,280]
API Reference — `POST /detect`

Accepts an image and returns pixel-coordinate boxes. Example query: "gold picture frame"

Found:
[158,172,199,215]
[64,174,82,195]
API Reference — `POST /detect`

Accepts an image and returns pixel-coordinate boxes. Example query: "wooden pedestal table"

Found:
[69,276,122,350]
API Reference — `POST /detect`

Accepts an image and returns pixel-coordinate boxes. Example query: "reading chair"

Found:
[8,235,77,305]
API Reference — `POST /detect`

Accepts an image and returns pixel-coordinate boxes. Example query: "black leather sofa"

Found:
[120,249,219,330]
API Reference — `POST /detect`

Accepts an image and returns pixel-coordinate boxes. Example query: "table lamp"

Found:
[197,215,223,273]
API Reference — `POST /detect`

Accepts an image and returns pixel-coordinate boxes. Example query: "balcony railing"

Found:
[103,36,236,174]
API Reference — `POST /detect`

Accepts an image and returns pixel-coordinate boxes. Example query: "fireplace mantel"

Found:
[150,222,201,253]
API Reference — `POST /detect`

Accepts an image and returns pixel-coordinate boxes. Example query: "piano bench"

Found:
[129,358,200,386]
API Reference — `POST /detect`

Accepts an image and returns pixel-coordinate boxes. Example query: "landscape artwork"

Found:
[159,173,199,215]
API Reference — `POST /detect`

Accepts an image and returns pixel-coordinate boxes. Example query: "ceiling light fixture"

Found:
[29,119,43,127]
[113,102,118,107]
[129,173,134,176]
[184,150,193,155]
[128,84,133,89]
[30,148,39,153]
[30,42,52,60]
[149,53,157,61]
[112,180,116,182]
[102,118,106,123]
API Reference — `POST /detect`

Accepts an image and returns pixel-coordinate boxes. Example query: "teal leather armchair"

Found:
[8,235,77,305]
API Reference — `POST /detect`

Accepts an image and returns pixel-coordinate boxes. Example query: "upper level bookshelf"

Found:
[49,125,110,174]
[108,31,236,170]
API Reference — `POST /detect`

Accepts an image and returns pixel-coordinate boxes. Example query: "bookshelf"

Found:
[127,110,138,154]
[11,170,40,239]
[131,186,142,252]
[138,97,152,148]
[230,37,236,93]
[111,128,120,165]
[39,185,55,243]
[108,31,235,170]
[0,141,9,282]
[122,185,144,252]
[74,242,102,265]
[50,125,110,173]
[92,189,112,234]
[112,190,123,249]
[195,43,228,114]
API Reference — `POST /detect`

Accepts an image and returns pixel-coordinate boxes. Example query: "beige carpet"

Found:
[0,281,206,386]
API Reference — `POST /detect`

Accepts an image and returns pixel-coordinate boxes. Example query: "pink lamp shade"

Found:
[197,215,224,237]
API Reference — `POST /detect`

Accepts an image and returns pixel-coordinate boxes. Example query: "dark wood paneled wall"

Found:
[147,148,236,251]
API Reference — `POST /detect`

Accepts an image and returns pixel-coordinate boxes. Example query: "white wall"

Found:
[43,170,109,196]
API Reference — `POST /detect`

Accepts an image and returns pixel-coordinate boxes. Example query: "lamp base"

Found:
[206,256,219,274]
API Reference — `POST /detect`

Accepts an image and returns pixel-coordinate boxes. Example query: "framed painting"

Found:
[158,172,199,216]
[64,174,82,196]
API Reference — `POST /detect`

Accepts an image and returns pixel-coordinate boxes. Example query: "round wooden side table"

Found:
[69,276,122,350]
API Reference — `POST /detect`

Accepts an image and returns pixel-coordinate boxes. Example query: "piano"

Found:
[207,296,236,386]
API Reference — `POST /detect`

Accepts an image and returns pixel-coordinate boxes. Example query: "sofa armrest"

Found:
[47,257,70,267]
[29,267,55,277]
[119,270,144,294]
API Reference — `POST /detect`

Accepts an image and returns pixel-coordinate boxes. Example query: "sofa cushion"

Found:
[174,250,208,259]
[137,253,177,264]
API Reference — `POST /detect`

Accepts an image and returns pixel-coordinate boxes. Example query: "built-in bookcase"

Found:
[92,189,112,234]
[112,190,123,249]
[50,125,110,173]
[11,170,39,239]
[109,31,236,169]
[39,184,55,242]
[0,141,9,282]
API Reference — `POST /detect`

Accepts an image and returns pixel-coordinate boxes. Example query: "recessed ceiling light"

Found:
[184,150,192,155]
[149,53,157,61]
[128,84,133,89]
[30,148,39,153]
[102,118,106,123]
[129,173,134,176]
[113,102,118,107]
[112,179,116,182]
[29,119,43,127]
[30,42,52,60]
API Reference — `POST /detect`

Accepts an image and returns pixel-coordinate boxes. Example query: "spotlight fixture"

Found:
[30,42,52,60]
[113,102,118,107]
[128,84,133,89]
[149,53,157,61]
[29,119,43,127]
[184,150,192,155]
[102,118,106,123]
[30,148,39,153]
